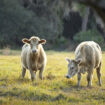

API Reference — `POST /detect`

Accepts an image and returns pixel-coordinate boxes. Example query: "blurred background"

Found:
[0,0,105,51]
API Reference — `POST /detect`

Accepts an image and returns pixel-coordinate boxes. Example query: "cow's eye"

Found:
[30,43,32,47]
[30,43,32,45]
[71,67,74,69]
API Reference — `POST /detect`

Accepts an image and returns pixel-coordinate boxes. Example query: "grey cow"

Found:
[66,41,102,87]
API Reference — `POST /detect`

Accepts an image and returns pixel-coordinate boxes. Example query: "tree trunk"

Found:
[82,7,90,31]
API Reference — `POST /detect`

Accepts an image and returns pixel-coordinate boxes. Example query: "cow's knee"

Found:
[87,74,93,87]
[30,70,36,81]
[39,67,44,80]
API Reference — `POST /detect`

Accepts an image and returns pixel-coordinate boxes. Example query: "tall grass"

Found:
[0,51,105,105]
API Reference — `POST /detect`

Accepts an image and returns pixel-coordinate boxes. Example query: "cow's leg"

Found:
[77,72,81,87]
[39,65,45,80]
[96,63,102,86]
[29,69,36,81]
[87,67,93,87]
[22,67,26,79]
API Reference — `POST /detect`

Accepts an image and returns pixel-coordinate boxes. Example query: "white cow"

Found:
[21,36,47,81]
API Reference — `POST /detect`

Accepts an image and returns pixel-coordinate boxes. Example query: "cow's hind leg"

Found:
[22,67,26,79]
[87,67,94,87]
[96,63,102,86]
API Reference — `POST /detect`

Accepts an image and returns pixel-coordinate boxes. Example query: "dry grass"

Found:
[0,51,105,105]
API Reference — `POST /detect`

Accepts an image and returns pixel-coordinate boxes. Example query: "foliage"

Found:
[73,29,104,44]
[0,0,64,48]
[0,51,105,105]
[72,3,86,17]
[0,0,104,49]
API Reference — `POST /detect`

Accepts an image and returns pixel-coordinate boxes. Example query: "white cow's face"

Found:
[66,58,79,78]
[30,38,39,54]
[22,36,46,54]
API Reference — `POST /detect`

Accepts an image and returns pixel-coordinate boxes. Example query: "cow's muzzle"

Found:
[66,75,71,79]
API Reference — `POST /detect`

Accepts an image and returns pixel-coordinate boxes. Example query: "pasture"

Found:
[0,51,105,105]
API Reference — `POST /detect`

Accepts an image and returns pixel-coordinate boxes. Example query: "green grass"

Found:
[0,51,105,105]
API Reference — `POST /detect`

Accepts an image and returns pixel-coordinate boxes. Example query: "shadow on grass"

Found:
[60,80,96,93]
[0,81,104,103]
[0,90,83,103]
[0,76,104,103]
[14,78,30,83]
[0,79,84,103]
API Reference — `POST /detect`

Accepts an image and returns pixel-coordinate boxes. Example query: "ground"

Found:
[0,51,105,105]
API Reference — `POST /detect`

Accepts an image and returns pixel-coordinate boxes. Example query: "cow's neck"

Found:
[30,52,39,62]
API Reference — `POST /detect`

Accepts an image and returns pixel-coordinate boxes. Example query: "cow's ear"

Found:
[75,59,82,65]
[39,39,46,44]
[22,38,30,44]
[66,57,71,63]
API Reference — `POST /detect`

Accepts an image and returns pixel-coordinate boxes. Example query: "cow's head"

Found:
[22,36,46,54]
[65,58,81,79]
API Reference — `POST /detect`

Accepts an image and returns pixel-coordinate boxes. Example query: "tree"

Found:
[75,0,105,23]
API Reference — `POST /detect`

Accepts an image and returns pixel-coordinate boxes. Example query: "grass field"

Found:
[0,51,105,105]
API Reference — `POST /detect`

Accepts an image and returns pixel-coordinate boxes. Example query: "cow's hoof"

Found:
[99,83,102,86]
[87,85,92,88]
[77,85,80,88]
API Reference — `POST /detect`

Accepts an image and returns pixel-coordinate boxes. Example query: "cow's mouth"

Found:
[32,50,38,55]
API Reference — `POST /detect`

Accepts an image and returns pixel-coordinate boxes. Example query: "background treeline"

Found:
[0,0,105,50]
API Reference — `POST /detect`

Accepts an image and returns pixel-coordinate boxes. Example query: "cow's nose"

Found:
[66,75,70,79]
[32,50,36,53]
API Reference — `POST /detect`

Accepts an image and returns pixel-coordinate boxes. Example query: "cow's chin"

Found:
[33,52,38,55]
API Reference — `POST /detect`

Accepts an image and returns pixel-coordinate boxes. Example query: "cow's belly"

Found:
[79,66,88,74]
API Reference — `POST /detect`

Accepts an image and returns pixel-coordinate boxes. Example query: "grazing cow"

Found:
[21,36,47,81]
[66,41,102,87]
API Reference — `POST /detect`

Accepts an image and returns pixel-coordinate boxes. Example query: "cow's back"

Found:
[75,41,102,68]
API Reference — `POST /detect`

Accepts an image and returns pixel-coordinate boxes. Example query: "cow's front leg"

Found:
[22,67,26,79]
[29,69,36,81]
[77,72,81,87]
[39,65,45,80]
